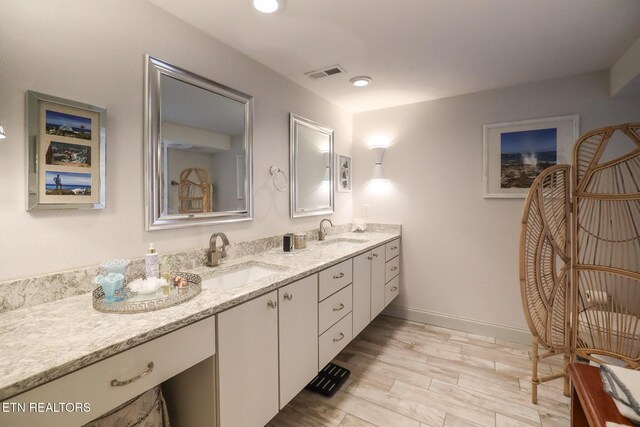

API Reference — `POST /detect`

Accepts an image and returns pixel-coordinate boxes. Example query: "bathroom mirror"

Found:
[290,113,334,218]
[145,55,253,230]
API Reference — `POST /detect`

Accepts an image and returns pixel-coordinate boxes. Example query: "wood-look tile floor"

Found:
[267,315,570,427]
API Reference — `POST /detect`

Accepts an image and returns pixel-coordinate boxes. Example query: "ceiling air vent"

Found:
[305,65,346,80]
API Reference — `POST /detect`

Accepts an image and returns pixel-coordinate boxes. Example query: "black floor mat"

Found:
[305,362,351,397]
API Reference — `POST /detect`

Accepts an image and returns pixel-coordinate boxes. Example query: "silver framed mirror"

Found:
[289,113,334,218]
[145,55,254,230]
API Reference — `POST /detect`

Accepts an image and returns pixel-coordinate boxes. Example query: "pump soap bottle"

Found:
[145,243,160,279]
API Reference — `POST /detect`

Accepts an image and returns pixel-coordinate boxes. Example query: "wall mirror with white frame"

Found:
[289,113,334,218]
[144,55,253,230]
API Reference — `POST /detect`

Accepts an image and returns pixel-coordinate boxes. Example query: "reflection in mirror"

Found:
[145,55,253,230]
[290,114,334,218]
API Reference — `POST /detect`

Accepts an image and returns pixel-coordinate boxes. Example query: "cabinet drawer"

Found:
[2,316,216,427]
[385,256,400,283]
[385,239,400,261]
[318,312,353,370]
[319,259,353,301]
[318,284,352,335]
[385,275,400,305]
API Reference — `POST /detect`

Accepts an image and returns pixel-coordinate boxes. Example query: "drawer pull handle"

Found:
[372,253,379,258]
[367,256,373,260]
[391,286,398,291]
[390,267,398,271]
[333,332,345,342]
[283,293,293,301]
[268,300,278,308]
[391,246,398,250]
[333,272,345,279]
[333,303,345,312]
[111,362,154,387]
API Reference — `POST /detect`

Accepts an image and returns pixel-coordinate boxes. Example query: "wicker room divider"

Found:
[178,168,212,214]
[519,122,640,404]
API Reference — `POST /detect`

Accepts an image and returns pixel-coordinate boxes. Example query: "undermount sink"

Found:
[201,262,285,291]
[317,238,370,250]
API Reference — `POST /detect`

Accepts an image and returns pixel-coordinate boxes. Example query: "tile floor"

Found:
[268,315,570,427]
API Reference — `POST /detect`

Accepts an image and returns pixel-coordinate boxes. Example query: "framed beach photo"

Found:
[26,91,106,210]
[483,115,579,198]
[336,154,352,193]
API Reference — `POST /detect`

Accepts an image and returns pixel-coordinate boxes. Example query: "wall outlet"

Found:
[361,204,370,218]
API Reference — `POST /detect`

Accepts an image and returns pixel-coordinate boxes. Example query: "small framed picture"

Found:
[483,115,579,198]
[336,154,352,193]
[26,91,106,210]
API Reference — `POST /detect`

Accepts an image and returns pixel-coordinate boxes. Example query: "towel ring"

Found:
[269,166,288,192]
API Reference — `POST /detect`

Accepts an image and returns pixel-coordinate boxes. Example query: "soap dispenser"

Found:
[145,243,160,279]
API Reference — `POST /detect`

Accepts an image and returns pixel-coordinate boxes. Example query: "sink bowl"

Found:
[201,262,285,291]
[317,238,370,250]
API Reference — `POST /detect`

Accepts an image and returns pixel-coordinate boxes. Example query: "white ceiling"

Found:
[148,0,640,113]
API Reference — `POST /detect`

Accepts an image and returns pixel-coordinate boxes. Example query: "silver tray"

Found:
[92,272,201,314]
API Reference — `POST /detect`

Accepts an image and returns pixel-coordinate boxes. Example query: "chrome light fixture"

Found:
[253,0,279,13]
[370,145,387,182]
[0,125,6,140]
[350,76,372,87]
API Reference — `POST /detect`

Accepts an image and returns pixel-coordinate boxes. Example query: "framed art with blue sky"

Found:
[483,115,579,198]
[26,91,106,210]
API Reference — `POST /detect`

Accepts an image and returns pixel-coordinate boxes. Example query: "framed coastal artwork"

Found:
[26,91,106,210]
[483,115,579,198]
[336,154,352,193]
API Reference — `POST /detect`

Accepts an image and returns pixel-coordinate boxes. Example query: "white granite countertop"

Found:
[0,231,400,401]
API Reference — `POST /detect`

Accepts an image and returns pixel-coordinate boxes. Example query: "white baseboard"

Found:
[382,305,532,345]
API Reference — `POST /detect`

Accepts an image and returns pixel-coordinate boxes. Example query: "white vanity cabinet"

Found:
[353,251,372,336]
[384,239,401,306]
[278,275,318,409]
[354,240,400,337]
[317,260,353,370]
[1,316,216,427]
[217,291,279,427]
[357,245,386,325]
[216,275,318,426]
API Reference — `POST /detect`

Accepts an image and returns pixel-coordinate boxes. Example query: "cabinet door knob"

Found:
[333,332,345,342]
[372,253,378,257]
[391,286,398,291]
[110,362,154,387]
[367,256,373,260]
[333,272,345,279]
[391,266,398,271]
[333,303,345,312]
[283,293,293,301]
[267,300,278,308]
[391,246,398,250]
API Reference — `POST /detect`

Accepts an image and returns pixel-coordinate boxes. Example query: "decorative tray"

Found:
[92,272,201,314]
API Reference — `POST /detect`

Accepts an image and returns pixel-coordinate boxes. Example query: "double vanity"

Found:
[0,229,400,427]
[0,48,401,427]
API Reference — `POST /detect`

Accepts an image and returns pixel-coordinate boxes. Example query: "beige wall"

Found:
[352,71,640,331]
[0,0,352,282]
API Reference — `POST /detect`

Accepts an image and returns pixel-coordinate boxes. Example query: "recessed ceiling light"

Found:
[350,76,372,87]
[253,0,278,13]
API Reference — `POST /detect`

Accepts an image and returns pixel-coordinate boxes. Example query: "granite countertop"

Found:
[0,231,400,401]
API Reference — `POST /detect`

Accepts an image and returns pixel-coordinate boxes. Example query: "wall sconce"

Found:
[0,125,6,140]
[370,145,387,182]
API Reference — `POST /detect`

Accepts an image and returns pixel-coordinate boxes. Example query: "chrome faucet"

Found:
[318,219,333,241]
[207,232,230,267]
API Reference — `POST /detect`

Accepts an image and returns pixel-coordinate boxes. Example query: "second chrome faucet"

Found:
[207,232,230,267]
[318,219,333,241]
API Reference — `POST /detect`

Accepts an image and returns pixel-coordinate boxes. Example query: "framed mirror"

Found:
[289,113,334,218]
[145,55,253,230]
